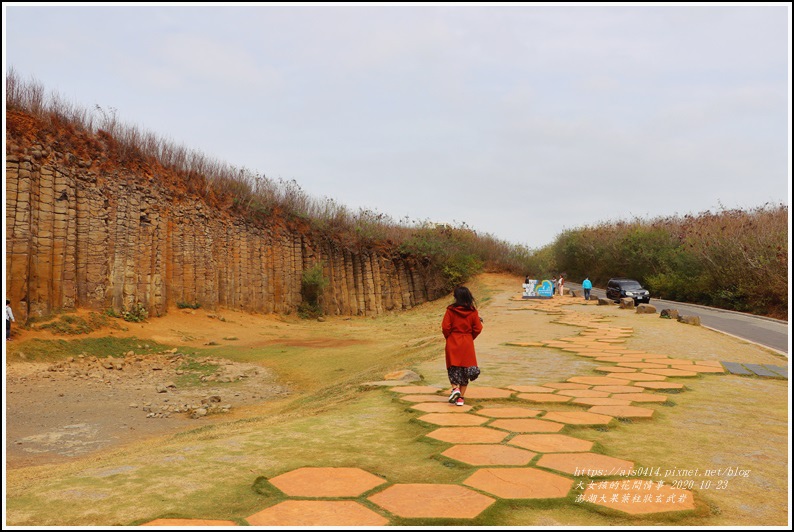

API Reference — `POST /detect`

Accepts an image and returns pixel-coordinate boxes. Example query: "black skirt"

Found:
[447,365,481,386]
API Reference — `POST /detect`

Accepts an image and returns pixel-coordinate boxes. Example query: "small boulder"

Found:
[678,315,701,326]
[619,298,635,309]
[636,304,657,314]
[598,298,614,306]
[660,309,680,320]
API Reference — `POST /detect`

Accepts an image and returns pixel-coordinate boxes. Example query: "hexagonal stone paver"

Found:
[509,433,594,453]
[141,519,237,526]
[634,381,685,390]
[418,413,488,426]
[591,385,646,393]
[536,452,634,476]
[442,444,536,466]
[542,382,591,390]
[399,394,450,403]
[672,364,725,373]
[693,360,723,367]
[664,358,696,365]
[268,467,386,497]
[425,426,509,443]
[581,478,695,514]
[464,467,573,499]
[595,356,636,363]
[507,385,558,393]
[642,368,698,377]
[615,373,667,382]
[542,411,614,426]
[477,407,543,418]
[368,484,494,519]
[574,352,610,358]
[463,387,514,399]
[571,397,633,407]
[616,362,670,369]
[488,418,564,433]
[610,393,667,403]
[390,385,443,394]
[588,405,655,419]
[246,500,388,526]
[603,372,642,380]
[595,366,638,373]
[556,389,611,398]
[410,402,473,413]
[516,393,571,403]
[567,376,631,386]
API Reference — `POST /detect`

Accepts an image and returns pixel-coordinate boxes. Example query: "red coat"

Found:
[442,305,482,368]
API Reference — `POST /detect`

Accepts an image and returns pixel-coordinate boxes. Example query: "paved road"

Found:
[566,283,789,356]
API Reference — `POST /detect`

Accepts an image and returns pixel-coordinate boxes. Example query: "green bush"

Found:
[545,204,787,317]
[122,302,149,322]
[300,263,328,318]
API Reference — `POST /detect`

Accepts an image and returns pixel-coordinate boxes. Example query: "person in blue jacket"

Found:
[582,277,593,300]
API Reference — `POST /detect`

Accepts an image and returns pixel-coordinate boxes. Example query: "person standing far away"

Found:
[557,275,564,297]
[582,277,593,300]
[442,286,483,406]
[6,300,15,341]
[551,276,557,296]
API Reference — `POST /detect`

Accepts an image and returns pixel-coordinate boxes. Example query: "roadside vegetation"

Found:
[546,205,788,318]
[6,69,787,318]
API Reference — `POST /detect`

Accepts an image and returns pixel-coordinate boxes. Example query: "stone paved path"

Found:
[140,295,724,525]
[722,362,788,378]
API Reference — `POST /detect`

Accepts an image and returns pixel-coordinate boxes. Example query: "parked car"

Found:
[606,278,651,305]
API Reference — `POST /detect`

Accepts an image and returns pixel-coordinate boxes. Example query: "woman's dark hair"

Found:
[452,286,476,309]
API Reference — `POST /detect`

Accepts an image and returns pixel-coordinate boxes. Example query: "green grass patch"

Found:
[174,358,221,387]
[30,312,123,335]
[7,337,172,362]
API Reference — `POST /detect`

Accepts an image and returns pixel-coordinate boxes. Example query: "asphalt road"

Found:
[565,283,789,356]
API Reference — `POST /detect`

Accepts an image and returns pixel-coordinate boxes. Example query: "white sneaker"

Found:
[448,388,461,403]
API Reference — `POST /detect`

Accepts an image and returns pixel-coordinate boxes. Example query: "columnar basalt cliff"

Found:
[5,111,443,323]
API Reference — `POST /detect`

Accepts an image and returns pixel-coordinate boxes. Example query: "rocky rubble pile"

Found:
[7,347,290,421]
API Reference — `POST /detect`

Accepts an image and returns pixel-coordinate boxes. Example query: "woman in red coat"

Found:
[442,286,483,406]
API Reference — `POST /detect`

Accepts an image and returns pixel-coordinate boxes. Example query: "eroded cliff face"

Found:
[5,112,442,323]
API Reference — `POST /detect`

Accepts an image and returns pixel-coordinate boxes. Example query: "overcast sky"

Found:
[3,3,791,249]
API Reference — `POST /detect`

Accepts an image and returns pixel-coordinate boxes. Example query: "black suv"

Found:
[606,278,651,305]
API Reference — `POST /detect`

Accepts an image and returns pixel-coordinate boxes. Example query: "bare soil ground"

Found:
[4,309,310,469]
[5,353,287,469]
